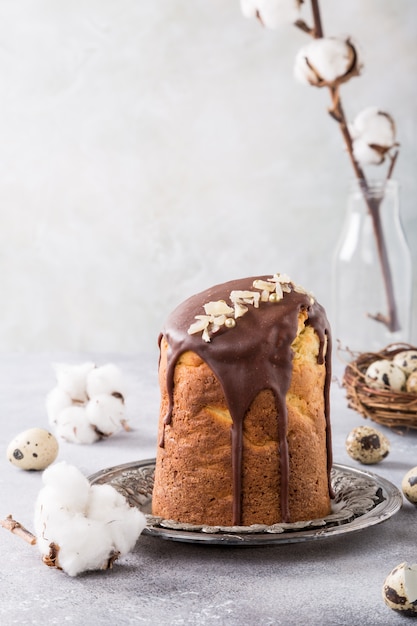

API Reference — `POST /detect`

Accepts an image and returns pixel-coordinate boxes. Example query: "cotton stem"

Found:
[310,0,323,38]
[0,515,37,545]
[307,0,401,333]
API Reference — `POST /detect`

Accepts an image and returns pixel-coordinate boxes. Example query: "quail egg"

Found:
[365,359,406,392]
[401,467,417,504]
[393,350,417,376]
[382,562,417,615]
[345,425,390,464]
[406,371,417,394]
[7,427,59,470]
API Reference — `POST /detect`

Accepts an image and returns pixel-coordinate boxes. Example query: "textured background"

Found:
[0,0,416,354]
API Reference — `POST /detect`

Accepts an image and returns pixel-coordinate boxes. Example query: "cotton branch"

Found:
[304,0,401,333]
[294,19,314,35]
[310,0,323,37]
[0,515,37,545]
[241,0,401,333]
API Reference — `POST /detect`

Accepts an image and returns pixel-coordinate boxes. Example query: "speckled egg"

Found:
[401,467,417,504]
[7,428,59,470]
[406,371,417,394]
[393,350,417,376]
[365,359,406,392]
[382,562,417,615]
[345,426,390,464]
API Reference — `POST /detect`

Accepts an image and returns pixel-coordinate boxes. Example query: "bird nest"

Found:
[343,343,417,431]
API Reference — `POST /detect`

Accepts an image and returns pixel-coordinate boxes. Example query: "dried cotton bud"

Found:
[34,462,146,577]
[240,0,302,28]
[54,405,100,444]
[350,107,397,165]
[46,387,72,426]
[85,394,127,437]
[86,363,127,400]
[53,362,95,403]
[294,37,360,88]
[46,362,129,444]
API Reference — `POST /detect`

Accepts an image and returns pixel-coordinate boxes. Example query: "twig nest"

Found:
[365,359,406,392]
[46,362,129,444]
[382,562,417,615]
[7,428,59,471]
[345,426,390,464]
[34,462,147,577]
[401,467,417,504]
[343,344,417,430]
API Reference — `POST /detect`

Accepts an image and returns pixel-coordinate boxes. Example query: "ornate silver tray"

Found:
[89,459,402,546]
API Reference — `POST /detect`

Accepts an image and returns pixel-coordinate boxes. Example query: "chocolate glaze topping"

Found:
[158,275,333,525]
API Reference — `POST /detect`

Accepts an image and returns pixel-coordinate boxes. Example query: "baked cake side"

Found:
[152,274,333,526]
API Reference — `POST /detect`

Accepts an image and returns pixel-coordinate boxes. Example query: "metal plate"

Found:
[89,459,402,546]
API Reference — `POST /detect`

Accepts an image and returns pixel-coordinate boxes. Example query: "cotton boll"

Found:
[34,463,91,552]
[55,406,100,444]
[350,107,396,166]
[350,107,395,145]
[109,505,147,556]
[54,362,95,402]
[49,515,114,577]
[34,507,108,577]
[352,138,384,165]
[34,463,147,576]
[364,113,395,146]
[240,0,301,28]
[294,37,359,87]
[39,515,114,576]
[41,462,91,511]
[85,394,126,436]
[34,486,72,552]
[47,362,130,445]
[240,0,257,19]
[294,47,319,85]
[34,496,89,561]
[86,364,126,400]
[87,483,126,521]
[310,39,349,82]
[46,386,72,427]
[87,484,146,554]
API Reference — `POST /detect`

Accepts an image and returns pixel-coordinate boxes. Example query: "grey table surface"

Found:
[1,352,417,626]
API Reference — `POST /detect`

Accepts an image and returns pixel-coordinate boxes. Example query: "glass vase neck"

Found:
[348,179,398,201]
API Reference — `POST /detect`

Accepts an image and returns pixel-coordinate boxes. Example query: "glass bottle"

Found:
[332,179,412,355]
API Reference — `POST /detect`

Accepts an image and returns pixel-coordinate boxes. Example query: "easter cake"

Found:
[152,273,333,527]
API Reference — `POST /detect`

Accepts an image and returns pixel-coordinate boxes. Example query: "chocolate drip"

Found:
[159,276,333,524]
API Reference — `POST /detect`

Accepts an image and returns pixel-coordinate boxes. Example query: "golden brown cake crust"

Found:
[152,274,332,526]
